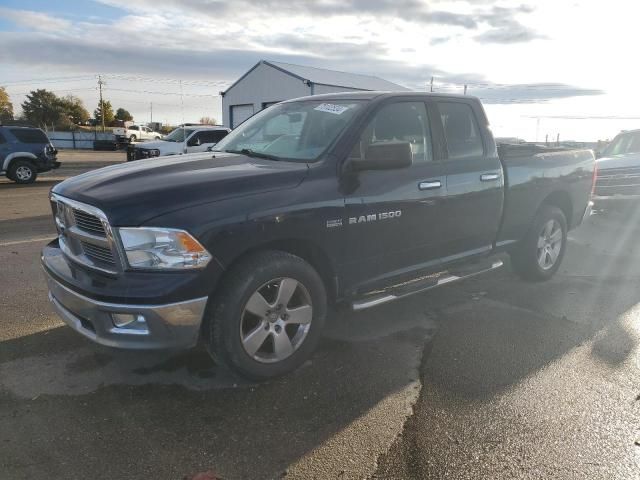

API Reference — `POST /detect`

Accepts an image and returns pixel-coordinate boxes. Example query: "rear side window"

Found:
[9,128,49,144]
[437,102,484,160]
[129,126,139,131]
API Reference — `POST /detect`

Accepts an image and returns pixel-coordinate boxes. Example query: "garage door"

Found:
[230,104,255,128]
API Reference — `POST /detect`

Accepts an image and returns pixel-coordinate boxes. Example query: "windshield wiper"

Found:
[225,148,281,161]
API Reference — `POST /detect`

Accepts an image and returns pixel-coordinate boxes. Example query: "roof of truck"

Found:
[281,91,480,102]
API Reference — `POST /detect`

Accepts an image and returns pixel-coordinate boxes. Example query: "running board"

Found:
[352,260,503,311]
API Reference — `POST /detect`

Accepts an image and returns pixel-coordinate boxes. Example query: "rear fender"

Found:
[2,152,38,171]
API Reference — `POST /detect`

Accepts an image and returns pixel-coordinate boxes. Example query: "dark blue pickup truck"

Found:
[0,125,59,183]
[42,92,595,379]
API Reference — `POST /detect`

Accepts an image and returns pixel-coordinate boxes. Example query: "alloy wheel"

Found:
[240,278,313,363]
[537,219,562,270]
[15,166,33,181]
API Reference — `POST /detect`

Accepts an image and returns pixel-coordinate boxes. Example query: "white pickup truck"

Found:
[113,125,163,143]
[126,125,231,161]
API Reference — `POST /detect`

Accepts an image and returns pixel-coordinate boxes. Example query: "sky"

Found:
[0,0,638,141]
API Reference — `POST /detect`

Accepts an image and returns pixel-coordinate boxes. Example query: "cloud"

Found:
[96,0,536,37]
[0,7,72,32]
[466,83,604,104]
[474,5,544,44]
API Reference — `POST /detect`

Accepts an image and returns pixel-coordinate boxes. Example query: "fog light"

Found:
[111,313,148,332]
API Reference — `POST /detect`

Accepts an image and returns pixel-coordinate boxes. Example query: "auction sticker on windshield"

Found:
[314,103,350,115]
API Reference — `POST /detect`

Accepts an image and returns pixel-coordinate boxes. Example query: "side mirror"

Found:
[595,151,602,159]
[352,142,413,171]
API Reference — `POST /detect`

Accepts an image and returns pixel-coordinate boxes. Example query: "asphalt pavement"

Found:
[1,150,638,479]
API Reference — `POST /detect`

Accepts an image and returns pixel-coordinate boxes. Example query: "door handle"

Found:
[419,180,442,190]
[480,173,500,182]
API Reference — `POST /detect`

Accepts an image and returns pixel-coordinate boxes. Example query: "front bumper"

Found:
[44,263,208,350]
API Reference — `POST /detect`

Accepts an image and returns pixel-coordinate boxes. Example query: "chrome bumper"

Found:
[593,194,640,204]
[44,269,207,349]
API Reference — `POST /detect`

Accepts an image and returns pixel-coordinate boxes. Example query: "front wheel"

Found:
[206,251,327,380]
[129,134,137,142]
[511,205,567,281]
[9,160,38,184]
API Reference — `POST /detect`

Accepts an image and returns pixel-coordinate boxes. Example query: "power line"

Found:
[105,86,219,97]
[1,75,95,86]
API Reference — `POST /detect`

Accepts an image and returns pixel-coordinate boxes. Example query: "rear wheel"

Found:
[9,160,37,184]
[206,251,327,380]
[511,205,567,281]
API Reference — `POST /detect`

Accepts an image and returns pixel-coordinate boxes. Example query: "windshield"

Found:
[213,100,365,162]
[602,132,640,157]
[164,128,195,142]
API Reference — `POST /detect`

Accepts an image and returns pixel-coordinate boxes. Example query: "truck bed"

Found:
[497,143,595,248]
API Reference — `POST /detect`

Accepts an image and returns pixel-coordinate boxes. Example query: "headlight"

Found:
[118,227,211,270]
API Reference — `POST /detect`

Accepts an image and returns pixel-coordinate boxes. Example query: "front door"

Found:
[342,100,448,294]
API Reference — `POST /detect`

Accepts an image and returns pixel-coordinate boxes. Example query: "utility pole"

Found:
[430,76,434,93]
[150,102,153,124]
[464,84,468,95]
[97,75,105,133]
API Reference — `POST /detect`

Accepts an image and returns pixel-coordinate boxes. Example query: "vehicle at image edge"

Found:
[126,125,231,161]
[0,125,59,184]
[593,129,640,205]
[113,124,163,143]
[42,92,595,380]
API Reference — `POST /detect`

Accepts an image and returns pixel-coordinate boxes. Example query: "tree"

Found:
[59,95,90,125]
[21,89,63,128]
[115,107,133,122]
[199,116,218,125]
[94,100,114,125]
[0,87,14,122]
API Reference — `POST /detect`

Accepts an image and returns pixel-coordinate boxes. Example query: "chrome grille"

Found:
[51,193,120,274]
[73,209,106,237]
[595,166,640,196]
[81,241,116,265]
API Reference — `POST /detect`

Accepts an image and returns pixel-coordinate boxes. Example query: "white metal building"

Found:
[221,60,408,128]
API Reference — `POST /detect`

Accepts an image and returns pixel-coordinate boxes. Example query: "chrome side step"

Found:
[352,260,503,311]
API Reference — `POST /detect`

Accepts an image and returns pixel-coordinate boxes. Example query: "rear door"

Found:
[342,100,448,293]
[434,100,503,262]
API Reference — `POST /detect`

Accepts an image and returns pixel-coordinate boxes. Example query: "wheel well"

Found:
[4,155,36,172]
[541,191,573,226]
[228,239,337,303]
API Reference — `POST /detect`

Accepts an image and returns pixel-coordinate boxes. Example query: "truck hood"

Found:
[597,152,640,170]
[52,152,309,226]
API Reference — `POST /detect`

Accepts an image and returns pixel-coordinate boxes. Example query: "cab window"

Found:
[350,102,432,163]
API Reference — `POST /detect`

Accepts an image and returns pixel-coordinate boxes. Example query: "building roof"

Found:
[223,60,409,95]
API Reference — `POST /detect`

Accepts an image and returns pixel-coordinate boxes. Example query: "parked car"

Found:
[593,129,640,205]
[0,125,59,184]
[43,92,595,379]
[113,124,163,143]
[126,125,230,161]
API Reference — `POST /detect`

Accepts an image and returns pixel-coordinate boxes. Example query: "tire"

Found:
[511,205,567,281]
[129,134,137,142]
[9,160,38,184]
[206,251,327,380]
[155,136,161,140]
